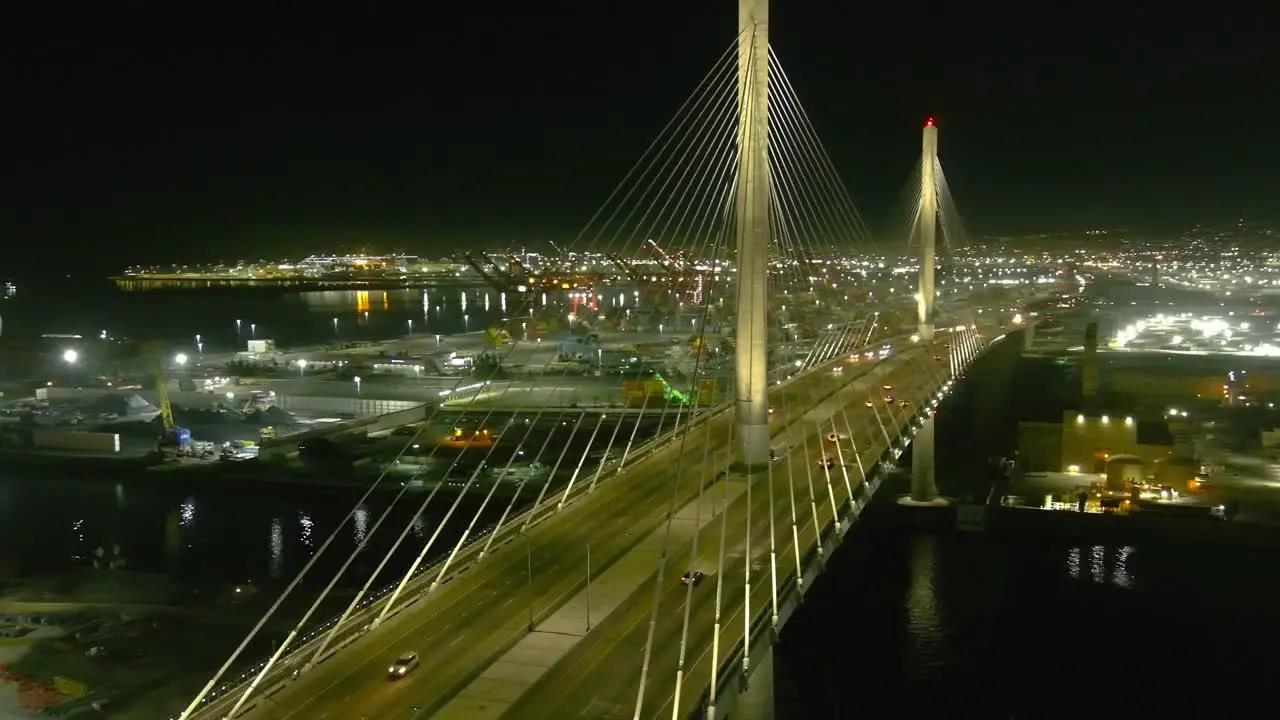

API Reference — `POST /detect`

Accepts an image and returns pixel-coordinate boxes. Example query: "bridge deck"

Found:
[491,347,949,719]
[203,338,923,720]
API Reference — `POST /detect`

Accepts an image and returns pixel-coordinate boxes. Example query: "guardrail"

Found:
[179,331,925,719]
[688,326,1010,719]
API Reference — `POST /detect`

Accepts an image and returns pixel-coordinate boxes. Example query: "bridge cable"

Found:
[240,30,747,707]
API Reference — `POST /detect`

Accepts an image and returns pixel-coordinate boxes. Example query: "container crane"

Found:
[478,252,520,287]
[155,364,176,432]
[506,254,535,280]
[454,253,515,293]
[607,253,639,281]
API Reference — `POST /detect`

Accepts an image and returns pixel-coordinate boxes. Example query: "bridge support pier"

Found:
[734,644,776,720]
[910,413,938,502]
[732,0,772,470]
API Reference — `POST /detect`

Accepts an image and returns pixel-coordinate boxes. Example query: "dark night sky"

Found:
[4,4,1278,275]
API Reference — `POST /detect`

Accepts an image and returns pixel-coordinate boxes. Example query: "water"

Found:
[0,472,484,591]
[777,331,1279,715]
[0,280,666,596]
[5,286,1277,712]
[780,528,1280,715]
[0,277,552,351]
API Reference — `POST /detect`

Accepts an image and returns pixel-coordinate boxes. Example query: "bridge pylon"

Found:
[733,0,772,470]
[917,118,938,342]
[911,118,941,503]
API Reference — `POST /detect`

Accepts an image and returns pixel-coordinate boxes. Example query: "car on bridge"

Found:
[387,651,420,679]
[681,570,705,586]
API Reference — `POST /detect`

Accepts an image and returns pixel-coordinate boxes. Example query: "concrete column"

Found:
[917,119,938,342]
[733,0,772,469]
[735,643,776,720]
[911,412,938,502]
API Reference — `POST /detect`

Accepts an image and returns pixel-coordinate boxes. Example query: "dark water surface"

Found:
[778,331,1278,717]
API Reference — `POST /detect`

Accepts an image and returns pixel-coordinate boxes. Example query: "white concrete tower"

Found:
[733,0,772,469]
[910,117,940,503]
[917,117,938,341]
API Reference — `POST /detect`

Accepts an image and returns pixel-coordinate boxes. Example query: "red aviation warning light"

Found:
[925,117,935,127]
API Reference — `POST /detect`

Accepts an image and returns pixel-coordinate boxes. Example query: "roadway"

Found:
[494,347,951,719]
[223,338,931,720]
[232,376,631,403]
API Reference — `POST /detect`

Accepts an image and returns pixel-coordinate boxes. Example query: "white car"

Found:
[388,651,420,679]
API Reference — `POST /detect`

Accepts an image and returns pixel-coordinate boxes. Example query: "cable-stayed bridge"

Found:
[173,3,1025,719]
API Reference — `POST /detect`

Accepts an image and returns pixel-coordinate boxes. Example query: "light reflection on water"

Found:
[2,445,560,591]
[299,512,315,550]
[905,536,944,659]
[1065,544,1136,589]
[353,505,369,547]
[269,518,285,580]
[178,499,196,528]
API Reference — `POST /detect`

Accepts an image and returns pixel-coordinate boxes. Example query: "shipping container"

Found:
[31,429,121,453]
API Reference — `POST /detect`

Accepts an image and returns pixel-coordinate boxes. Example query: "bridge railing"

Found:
[687,323,1017,719]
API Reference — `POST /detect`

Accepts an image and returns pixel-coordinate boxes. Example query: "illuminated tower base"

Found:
[910,413,938,503]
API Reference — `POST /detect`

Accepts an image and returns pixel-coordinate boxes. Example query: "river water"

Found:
[778,330,1279,715]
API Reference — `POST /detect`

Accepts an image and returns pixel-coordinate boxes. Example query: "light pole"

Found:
[353,375,362,394]
[297,359,308,377]
[585,541,592,632]
[518,531,533,631]
[174,353,188,388]
[61,349,77,387]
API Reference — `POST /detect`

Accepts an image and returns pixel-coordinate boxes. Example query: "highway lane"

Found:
[229,340,915,720]
[497,350,949,719]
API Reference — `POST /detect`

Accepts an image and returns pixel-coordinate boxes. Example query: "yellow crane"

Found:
[155,363,175,431]
[143,341,186,454]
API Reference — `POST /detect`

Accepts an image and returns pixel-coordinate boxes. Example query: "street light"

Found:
[60,349,78,387]
[174,353,188,367]
[297,359,308,377]
[353,375,362,393]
